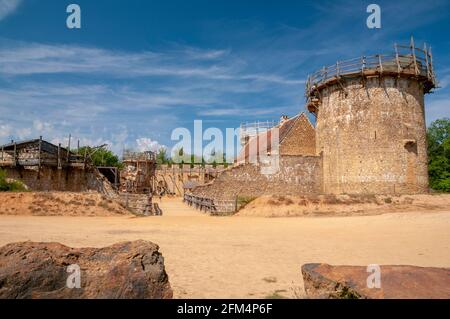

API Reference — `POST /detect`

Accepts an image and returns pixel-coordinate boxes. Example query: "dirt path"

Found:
[0,197,449,298]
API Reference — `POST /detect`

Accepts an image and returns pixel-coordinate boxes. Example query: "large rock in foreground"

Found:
[0,240,173,299]
[302,263,450,299]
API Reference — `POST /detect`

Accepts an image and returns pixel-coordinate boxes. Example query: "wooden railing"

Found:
[123,150,156,162]
[183,193,238,215]
[305,39,437,102]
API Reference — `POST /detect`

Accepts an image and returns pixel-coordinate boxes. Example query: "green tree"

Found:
[156,147,169,164]
[76,146,122,168]
[427,118,450,192]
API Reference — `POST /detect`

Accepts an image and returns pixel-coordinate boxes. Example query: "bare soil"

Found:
[237,194,450,217]
[0,196,449,299]
[0,192,130,216]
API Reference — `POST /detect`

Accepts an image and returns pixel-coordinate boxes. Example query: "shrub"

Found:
[0,169,27,192]
[237,196,256,209]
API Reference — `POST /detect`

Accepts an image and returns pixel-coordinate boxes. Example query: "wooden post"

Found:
[429,46,434,81]
[360,56,366,79]
[114,167,118,189]
[58,143,61,169]
[378,54,383,74]
[83,147,87,169]
[66,134,71,164]
[13,141,16,167]
[1,145,3,162]
[394,43,401,73]
[424,43,430,78]
[38,135,42,172]
[410,36,419,75]
[77,140,80,154]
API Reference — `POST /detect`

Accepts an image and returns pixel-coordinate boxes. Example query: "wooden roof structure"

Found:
[0,138,86,168]
[236,113,315,163]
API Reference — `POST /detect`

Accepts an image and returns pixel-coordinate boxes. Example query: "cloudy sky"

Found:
[0,0,449,156]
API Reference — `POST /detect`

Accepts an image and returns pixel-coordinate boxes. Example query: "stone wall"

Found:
[192,155,322,199]
[280,113,316,156]
[315,76,429,194]
[155,164,224,196]
[3,166,114,195]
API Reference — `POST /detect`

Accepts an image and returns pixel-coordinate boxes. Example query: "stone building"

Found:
[0,138,115,195]
[188,39,437,206]
[192,113,322,200]
[306,38,436,194]
[236,112,316,164]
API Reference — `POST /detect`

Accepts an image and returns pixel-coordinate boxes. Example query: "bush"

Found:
[237,196,256,209]
[0,169,27,192]
[427,118,450,192]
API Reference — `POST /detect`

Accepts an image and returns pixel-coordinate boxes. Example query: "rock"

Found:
[302,263,450,299]
[0,240,173,299]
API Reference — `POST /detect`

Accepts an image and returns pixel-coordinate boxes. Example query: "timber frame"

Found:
[305,37,437,115]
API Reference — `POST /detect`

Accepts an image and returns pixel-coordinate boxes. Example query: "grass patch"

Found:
[0,169,27,192]
[265,291,288,299]
[236,196,256,209]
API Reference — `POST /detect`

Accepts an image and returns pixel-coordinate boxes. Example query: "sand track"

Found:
[0,196,449,298]
[0,192,130,216]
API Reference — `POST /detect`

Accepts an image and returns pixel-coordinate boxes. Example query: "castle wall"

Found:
[192,155,322,199]
[155,165,224,196]
[315,76,428,194]
[280,114,316,156]
[3,166,110,193]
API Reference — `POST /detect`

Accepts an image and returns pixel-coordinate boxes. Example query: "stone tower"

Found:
[306,38,436,194]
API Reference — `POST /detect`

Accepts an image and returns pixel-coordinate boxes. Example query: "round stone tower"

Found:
[306,39,436,194]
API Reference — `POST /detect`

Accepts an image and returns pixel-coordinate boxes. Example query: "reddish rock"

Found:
[302,263,450,299]
[0,240,173,299]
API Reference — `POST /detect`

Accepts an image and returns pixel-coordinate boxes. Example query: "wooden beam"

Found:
[13,141,16,167]
[58,143,62,169]
[394,43,401,74]
[410,36,419,75]
[38,136,42,176]
[424,43,430,79]
[429,46,434,82]
[66,134,71,163]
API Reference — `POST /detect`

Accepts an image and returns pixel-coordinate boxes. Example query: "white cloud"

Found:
[0,0,21,21]
[426,96,450,125]
[0,122,12,139]
[135,138,166,153]
[33,119,53,133]
[0,41,303,86]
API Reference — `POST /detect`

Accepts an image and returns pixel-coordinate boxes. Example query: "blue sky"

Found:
[0,0,449,156]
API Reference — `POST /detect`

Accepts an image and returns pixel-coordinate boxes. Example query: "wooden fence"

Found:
[183,193,238,215]
[305,38,437,104]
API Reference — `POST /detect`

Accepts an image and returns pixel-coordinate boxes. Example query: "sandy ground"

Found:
[0,197,449,298]
[0,192,129,216]
[238,194,450,217]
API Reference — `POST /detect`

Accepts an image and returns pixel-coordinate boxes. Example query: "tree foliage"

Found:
[75,146,122,168]
[167,147,231,167]
[0,168,27,192]
[427,118,450,192]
